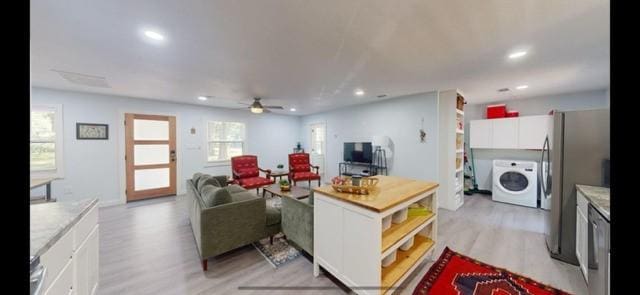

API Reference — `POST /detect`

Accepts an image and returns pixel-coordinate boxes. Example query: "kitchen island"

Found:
[313,176,439,295]
[31,198,99,295]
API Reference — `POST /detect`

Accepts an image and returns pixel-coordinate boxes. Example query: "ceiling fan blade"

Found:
[264,106,284,109]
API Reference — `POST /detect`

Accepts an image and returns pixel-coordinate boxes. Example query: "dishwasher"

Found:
[588,204,609,295]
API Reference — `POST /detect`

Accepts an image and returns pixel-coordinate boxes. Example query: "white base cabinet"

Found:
[41,204,99,295]
[576,191,589,282]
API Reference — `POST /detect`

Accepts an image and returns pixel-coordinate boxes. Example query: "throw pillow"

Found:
[197,175,221,191]
[192,172,204,183]
[200,184,232,207]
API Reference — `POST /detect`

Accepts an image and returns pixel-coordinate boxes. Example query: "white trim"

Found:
[117,110,181,204]
[204,120,247,164]
[98,199,124,208]
[31,104,65,179]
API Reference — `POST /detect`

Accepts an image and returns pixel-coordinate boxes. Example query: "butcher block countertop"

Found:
[313,175,439,212]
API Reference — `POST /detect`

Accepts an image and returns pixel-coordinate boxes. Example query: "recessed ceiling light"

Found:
[516,85,529,90]
[197,96,208,101]
[355,89,365,96]
[144,30,165,41]
[290,108,296,112]
[508,51,527,59]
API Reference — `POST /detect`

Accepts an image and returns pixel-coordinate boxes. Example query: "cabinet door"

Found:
[491,118,519,149]
[469,120,492,148]
[518,115,552,149]
[575,207,588,281]
[73,225,99,295]
[44,259,73,295]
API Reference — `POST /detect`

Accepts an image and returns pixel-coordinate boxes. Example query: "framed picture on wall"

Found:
[76,123,109,140]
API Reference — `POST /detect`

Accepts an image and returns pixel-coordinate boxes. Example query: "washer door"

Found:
[496,170,531,194]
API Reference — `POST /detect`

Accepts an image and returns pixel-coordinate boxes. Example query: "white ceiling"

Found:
[30,0,610,115]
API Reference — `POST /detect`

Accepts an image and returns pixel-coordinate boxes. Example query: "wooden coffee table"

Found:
[263,184,310,200]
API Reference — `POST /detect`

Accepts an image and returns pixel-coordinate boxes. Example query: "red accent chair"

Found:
[288,153,321,187]
[230,155,274,196]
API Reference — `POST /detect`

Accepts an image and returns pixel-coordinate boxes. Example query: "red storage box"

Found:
[486,104,506,119]
[506,111,519,117]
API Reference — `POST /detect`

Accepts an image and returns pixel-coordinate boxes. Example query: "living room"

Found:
[29,0,613,294]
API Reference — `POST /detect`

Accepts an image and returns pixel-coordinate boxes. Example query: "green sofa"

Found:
[281,191,314,255]
[187,173,281,270]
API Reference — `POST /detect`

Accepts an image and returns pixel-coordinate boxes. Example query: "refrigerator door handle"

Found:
[540,136,550,195]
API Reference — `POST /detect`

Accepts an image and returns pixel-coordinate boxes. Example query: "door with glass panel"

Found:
[125,114,176,201]
[310,123,326,177]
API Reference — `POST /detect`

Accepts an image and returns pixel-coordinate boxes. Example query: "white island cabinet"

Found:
[32,199,100,295]
[313,176,439,295]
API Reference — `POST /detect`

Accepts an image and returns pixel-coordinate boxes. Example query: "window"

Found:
[31,104,64,177]
[207,121,246,162]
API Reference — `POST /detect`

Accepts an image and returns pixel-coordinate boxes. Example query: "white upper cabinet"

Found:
[518,115,552,149]
[469,115,552,150]
[491,118,519,149]
[470,120,492,148]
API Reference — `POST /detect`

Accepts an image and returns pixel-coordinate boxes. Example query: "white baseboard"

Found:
[98,198,124,208]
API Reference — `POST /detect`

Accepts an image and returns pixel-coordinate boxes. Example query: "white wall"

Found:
[299,91,439,182]
[31,87,301,206]
[464,89,608,190]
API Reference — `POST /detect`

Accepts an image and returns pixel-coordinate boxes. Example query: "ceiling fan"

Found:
[239,97,284,114]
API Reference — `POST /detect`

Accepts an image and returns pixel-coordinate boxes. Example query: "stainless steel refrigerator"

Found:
[540,109,609,265]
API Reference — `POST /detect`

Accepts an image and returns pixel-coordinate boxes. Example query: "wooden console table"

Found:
[313,176,439,294]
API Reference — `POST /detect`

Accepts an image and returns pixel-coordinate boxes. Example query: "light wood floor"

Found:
[97,194,587,294]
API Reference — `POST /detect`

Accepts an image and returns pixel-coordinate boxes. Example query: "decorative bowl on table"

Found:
[331,176,379,195]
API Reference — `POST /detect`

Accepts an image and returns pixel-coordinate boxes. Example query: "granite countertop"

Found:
[576,184,609,221]
[30,198,99,261]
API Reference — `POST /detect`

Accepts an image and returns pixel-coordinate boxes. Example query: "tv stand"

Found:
[339,162,378,177]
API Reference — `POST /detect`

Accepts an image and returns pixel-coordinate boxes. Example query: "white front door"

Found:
[310,123,326,178]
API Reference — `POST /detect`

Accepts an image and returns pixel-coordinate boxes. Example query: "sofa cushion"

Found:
[265,206,282,226]
[226,184,246,194]
[200,184,232,207]
[192,172,205,183]
[230,191,257,203]
[238,176,274,189]
[197,176,221,191]
[307,190,314,205]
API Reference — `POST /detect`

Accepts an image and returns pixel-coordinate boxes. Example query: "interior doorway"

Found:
[310,122,326,178]
[125,113,177,202]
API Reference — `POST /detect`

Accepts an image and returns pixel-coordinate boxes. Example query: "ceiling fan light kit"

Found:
[244,97,283,114]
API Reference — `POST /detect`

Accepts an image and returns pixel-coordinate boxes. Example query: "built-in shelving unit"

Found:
[438,89,465,211]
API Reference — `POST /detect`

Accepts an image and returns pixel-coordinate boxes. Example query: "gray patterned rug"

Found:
[252,232,301,268]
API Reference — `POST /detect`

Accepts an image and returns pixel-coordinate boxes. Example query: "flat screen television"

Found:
[343,142,373,163]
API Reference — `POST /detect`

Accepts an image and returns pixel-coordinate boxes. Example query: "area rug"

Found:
[252,232,300,268]
[413,247,572,295]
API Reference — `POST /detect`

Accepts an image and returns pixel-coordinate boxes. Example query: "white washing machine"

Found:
[492,160,538,208]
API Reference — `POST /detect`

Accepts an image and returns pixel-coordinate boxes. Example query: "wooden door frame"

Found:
[117,110,181,205]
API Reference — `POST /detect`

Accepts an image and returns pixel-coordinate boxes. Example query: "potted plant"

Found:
[277,164,284,169]
[279,179,291,191]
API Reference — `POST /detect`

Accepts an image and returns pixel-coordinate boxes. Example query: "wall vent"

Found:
[51,69,111,88]
[497,88,510,92]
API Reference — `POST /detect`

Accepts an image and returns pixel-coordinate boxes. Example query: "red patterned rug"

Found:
[413,247,572,295]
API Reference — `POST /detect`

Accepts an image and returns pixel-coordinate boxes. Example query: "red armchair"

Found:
[288,153,321,187]
[230,155,274,195]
